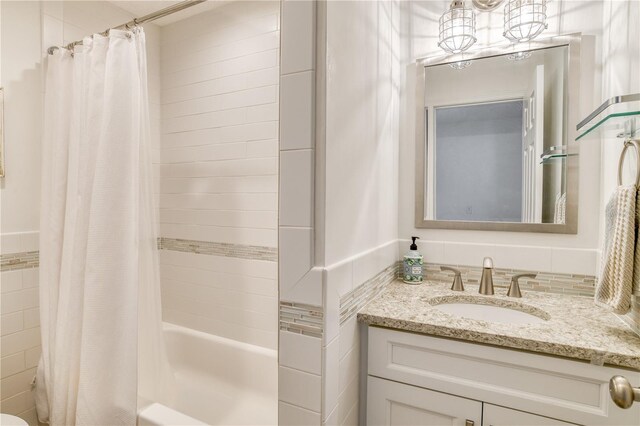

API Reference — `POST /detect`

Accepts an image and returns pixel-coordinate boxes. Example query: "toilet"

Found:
[0,414,28,426]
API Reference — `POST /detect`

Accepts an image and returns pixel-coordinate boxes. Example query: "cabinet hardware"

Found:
[610,375,640,409]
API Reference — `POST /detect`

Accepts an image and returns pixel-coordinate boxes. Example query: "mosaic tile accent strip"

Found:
[339,263,398,324]
[279,302,323,338]
[158,237,277,262]
[420,263,597,298]
[0,251,39,271]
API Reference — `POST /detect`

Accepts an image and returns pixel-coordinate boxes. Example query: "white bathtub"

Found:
[138,323,278,425]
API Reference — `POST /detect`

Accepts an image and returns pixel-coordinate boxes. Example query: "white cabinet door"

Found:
[483,404,577,426]
[367,376,482,426]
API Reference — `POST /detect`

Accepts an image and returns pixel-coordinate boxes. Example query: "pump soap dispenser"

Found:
[403,237,424,284]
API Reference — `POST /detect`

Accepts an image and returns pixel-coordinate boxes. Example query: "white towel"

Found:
[595,186,636,313]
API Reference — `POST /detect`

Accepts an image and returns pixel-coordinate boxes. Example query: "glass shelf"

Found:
[576,94,640,141]
[539,145,577,164]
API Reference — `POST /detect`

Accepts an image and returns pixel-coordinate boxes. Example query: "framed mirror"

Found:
[415,34,580,233]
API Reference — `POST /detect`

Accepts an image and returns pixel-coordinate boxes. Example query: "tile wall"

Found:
[158,1,280,350]
[1,233,40,425]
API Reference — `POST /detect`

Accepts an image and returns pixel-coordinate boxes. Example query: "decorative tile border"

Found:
[0,251,39,271]
[420,263,596,298]
[279,301,323,338]
[339,263,398,324]
[158,237,277,262]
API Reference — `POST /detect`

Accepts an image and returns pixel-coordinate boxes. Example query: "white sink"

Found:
[432,302,547,324]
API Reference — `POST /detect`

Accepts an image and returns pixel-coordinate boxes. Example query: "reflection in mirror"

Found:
[424,45,568,224]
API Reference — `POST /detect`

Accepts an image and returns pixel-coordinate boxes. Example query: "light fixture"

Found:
[507,50,532,61]
[438,1,477,54]
[503,0,548,43]
[449,60,472,70]
[472,0,505,12]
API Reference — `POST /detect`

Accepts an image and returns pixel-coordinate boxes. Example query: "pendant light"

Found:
[503,0,548,43]
[438,0,477,54]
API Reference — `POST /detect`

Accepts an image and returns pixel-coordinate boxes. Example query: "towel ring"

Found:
[618,139,640,187]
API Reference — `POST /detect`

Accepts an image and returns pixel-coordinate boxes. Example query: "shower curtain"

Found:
[36,28,173,426]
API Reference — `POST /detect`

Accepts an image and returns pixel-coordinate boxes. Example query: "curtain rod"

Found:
[47,0,207,55]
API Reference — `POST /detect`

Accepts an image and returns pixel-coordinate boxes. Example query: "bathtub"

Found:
[138,323,278,425]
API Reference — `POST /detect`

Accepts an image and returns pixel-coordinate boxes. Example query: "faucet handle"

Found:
[440,266,464,291]
[482,257,494,269]
[508,273,537,298]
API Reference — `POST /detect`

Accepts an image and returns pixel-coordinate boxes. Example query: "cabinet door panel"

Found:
[367,376,482,426]
[483,404,578,426]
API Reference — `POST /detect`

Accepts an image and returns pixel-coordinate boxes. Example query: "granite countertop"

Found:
[357,280,640,370]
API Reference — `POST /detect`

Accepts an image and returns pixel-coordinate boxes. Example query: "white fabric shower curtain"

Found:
[36,28,173,426]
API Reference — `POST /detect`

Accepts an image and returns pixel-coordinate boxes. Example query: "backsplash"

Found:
[419,263,596,298]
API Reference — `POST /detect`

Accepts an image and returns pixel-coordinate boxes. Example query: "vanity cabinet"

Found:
[364,326,640,426]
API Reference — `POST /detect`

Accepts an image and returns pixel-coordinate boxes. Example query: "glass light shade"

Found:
[438,1,477,54]
[449,60,472,70]
[503,0,548,43]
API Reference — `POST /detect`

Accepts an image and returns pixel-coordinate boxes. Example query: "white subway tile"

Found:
[442,242,496,267]
[23,309,39,329]
[1,327,40,357]
[493,244,552,272]
[1,353,25,379]
[279,227,313,299]
[160,143,247,164]
[1,313,24,337]
[417,240,445,265]
[279,401,320,426]
[21,269,39,289]
[338,316,358,361]
[1,367,36,400]
[280,71,315,150]
[338,345,359,394]
[322,337,340,421]
[279,366,321,412]
[551,248,598,275]
[246,139,279,159]
[160,157,278,178]
[279,331,321,375]
[0,390,34,416]
[162,108,246,134]
[280,150,314,227]
[281,0,316,74]
[1,271,22,294]
[24,347,40,370]
[1,234,21,255]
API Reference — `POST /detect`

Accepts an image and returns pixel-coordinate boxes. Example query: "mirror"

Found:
[415,35,579,233]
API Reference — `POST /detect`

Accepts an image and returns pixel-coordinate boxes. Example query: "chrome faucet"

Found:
[478,257,494,295]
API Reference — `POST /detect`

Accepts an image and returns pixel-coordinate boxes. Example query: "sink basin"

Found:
[432,302,547,324]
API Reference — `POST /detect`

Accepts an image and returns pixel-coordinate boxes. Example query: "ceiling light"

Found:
[503,0,548,43]
[438,1,477,54]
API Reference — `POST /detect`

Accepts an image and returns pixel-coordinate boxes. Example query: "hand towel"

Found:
[595,185,636,314]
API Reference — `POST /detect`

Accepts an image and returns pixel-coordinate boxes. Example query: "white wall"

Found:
[599,0,640,331]
[398,0,605,275]
[158,1,280,349]
[322,0,400,267]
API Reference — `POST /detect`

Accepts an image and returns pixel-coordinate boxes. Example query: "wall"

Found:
[276,0,401,422]
[0,1,160,423]
[599,0,640,333]
[398,0,604,276]
[157,1,280,349]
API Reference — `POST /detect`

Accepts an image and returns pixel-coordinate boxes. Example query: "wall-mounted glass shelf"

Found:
[540,146,577,164]
[576,94,640,141]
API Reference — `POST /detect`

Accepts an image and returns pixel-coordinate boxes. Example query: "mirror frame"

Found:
[414,33,581,234]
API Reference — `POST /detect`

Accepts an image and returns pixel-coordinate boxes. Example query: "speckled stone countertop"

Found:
[357,280,640,370]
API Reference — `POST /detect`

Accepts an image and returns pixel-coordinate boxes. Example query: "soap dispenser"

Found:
[403,237,424,284]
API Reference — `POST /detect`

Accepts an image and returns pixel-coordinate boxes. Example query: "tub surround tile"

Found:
[279,401,321,426]
[158,237,276,262]
[279,301,323,338]
[279,331,322,375]
[280,0,316,74]
[0,252,39,272]
[358,281,640,370]
[279,366,322,412]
